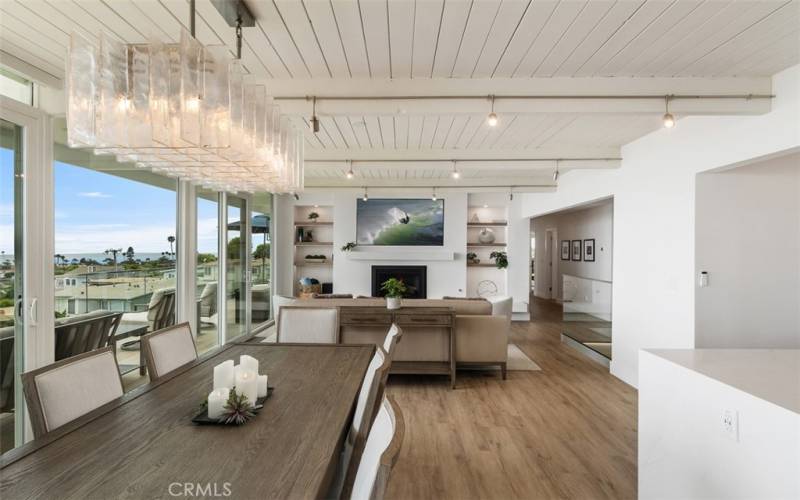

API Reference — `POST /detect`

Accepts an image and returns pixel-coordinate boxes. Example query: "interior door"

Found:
[0,97,53,449]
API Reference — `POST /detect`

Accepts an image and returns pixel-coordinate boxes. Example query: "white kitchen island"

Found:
[639,349,800,499]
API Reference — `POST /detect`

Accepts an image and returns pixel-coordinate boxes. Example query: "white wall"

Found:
[639,350,800,499]
[510,64,800,387]
[531,200,613,301]
[695,153,800,348]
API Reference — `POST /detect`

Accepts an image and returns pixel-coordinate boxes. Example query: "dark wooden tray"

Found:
[192,386,274,425]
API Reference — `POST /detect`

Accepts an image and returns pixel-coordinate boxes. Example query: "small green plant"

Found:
[307,212,320,221]
[220,388,255,425]
[466,252,477,261]
[490,251,508,269]
[341,242,357,252]
[305,254,327,260]
[380,278,407,298]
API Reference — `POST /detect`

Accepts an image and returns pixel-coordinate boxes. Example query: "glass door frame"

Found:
[217,192,252,344]
[1,96,53,444]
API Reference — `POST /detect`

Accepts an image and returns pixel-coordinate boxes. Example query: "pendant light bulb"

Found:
[346,161,354,179]
[451,161,460,179]
[662,95,675,128]
[553,160,560,182]
[487,95,498,127]
[432,188,437,201]
[362,187,368,202]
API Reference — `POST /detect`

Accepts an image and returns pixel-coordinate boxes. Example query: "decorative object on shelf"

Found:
[561,240,571,261]
[470,213,481,223]
[307,212,320,222]
[65,27,303,194]
[380,278,407,310]
[296,228,305,243]
[490,251,508,269]
[571,240,582,261]
[298,277,322,297]
[478,228,496,244]
[303,230,313,242]
[583,239,596,262]
[341,241,357,252]
[477,280,498,297]
[467,252,480,265]
[304,254,327,262]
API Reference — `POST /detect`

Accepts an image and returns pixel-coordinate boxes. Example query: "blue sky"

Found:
[1,148,222,255]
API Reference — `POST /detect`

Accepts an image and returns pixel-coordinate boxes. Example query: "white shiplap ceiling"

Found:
[1,0,798,188]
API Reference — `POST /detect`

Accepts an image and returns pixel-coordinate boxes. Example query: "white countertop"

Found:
[644,349,800,415]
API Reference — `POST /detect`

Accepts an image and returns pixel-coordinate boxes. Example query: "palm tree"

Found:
[105,248,122,272]
[167,236,176,260]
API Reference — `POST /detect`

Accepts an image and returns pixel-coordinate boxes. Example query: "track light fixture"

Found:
[432,187,437,201]
[487,95,498,127]
[509,187,514,201]
[310,96,320,133]
[553,160,560,182]
[345,160,354,179]
[362,187,368,202]
[663,95,675,128]
[451,161,460,179]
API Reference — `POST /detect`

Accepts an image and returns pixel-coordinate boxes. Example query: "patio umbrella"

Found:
[227,215,271,281]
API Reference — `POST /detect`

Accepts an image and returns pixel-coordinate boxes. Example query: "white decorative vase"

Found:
[386,297,401,310]
[478,228,496,244]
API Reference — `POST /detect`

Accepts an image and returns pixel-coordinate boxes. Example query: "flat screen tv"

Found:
[356,198,444,246]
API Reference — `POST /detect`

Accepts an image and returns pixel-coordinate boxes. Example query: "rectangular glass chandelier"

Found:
[66,29,304,194]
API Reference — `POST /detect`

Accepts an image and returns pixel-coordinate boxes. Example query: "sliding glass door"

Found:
[0,97,52,451]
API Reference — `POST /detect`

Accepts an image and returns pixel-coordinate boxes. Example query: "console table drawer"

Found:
[395,313,452,326]
[340,311,393,325]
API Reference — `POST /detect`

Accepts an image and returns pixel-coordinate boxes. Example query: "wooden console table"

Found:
[339,306,456,388]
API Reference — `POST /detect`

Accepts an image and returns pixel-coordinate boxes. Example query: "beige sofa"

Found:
[271,296,511,377]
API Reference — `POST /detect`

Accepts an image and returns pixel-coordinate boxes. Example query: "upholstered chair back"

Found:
[349,396,405,500]
[382,324,403,359]
[141,322,198,380]
[276,306,339,343]
[22,346,123,437]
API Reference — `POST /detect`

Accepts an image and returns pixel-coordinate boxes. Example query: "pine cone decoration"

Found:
[220,388,255,425]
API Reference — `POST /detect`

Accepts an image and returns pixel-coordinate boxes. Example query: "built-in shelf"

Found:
[467,243,507,247]
[467,222,507,227]
[294,242,333,246]
[467,263,502,268]
[294,221,333,226]
[294,261,332,266]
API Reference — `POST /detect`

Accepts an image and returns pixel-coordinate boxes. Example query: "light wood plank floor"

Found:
[385,298,637,500]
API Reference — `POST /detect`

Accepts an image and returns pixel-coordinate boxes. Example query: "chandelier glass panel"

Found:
[66,30,304,193]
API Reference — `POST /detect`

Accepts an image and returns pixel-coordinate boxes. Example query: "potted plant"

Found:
[466,252,480,264]
[307,212,320,222]
[304,254,327,263]
[341,242,357,252]
[490,251,508,269]
[380,278,407,310]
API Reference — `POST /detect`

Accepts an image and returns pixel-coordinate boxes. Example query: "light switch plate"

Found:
[723,409,739,442]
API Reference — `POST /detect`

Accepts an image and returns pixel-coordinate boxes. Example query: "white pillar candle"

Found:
[240,354,259,374]
[235,369,258,406]
[257,375,268,398]
[207,388,229,420]
[213,360,235,390]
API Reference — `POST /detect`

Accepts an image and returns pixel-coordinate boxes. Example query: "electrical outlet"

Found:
[722,409,739,442]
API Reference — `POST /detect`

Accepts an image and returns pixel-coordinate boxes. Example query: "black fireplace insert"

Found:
[371,265,427,298]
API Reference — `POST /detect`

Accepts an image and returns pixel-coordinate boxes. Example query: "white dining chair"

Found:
[141,322,198,380]
[276,306,339,343]
[348,395,405,500]
[21,346,124,437]
[382,324,403,359]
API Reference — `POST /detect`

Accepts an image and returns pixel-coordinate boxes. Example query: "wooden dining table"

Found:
[0,343,374,499]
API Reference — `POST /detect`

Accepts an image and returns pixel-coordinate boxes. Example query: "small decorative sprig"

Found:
[341,242,357,252]
[220,388,255,425]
